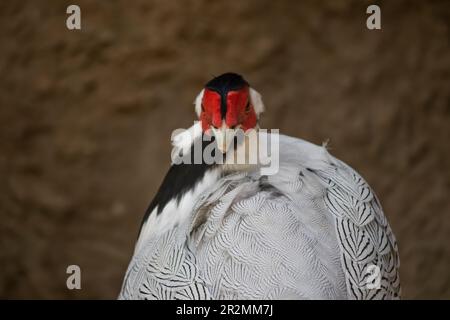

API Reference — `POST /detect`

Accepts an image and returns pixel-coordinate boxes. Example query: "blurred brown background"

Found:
[0,0,449,299]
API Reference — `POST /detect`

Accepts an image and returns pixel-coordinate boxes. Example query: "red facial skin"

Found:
[200,87,257,132]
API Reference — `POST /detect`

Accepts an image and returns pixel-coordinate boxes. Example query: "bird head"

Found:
[194,73,264,153]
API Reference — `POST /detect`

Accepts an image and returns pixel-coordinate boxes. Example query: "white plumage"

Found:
[120,131,400,299]
[119,74,400,300]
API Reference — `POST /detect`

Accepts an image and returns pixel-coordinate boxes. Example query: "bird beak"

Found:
[212,123,236,154]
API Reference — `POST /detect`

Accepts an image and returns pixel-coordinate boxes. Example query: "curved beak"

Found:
[211,123,236,154]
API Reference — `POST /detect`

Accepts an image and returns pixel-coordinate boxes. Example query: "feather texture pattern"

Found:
[119,134,400,300]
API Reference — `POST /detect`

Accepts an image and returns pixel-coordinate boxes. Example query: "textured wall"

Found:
[0,0,449,299]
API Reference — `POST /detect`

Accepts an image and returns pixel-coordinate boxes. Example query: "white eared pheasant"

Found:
[119,72,400,300]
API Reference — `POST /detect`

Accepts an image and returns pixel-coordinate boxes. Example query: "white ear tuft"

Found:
[249,87,265,117]
[194,89,205,117]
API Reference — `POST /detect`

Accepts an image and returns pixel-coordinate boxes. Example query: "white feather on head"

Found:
[249,87,265,117]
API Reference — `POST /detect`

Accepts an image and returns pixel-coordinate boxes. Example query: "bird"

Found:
[119,72,400,300]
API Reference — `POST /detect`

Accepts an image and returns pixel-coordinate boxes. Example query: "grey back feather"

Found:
[119,135,400,300]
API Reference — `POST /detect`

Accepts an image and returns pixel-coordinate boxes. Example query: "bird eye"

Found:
[245,101,251,113]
